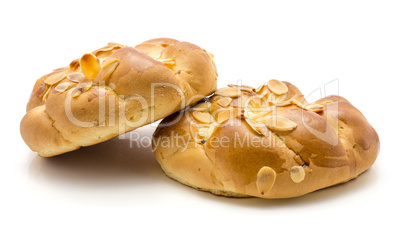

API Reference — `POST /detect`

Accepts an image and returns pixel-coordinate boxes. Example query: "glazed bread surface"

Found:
[21,38,218,157]
[152,80,379,198]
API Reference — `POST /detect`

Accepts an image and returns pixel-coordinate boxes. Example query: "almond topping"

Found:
[257,85,270,98]
[80,53,101,80]
[43,87,51,100]
[255,83,266,93]
[267,93,287,106]
[217,109,231,123]
[72,79,93,98]
[77,79,93,90]
[290,95,308,109]
[290,166,305,183]
[256,166,276,195]
[72,89,82,98]
[248,98,262,108]
[158,58,175,65]
[54,82,70,93]
[135,43,164,59]
[95,59,119,83]
[206,51,214,59]
[275,100,292,107]
[35,82,48,97]
[228,84,254,92]
[93,43,124,58]
[257,115,298,132]
[192,111,214,123]
[267,79,288,95]
[44,72,67,85]
[245,118,270,136]
[306,104,323,112]
[67,72,85,83]
[248,106,275,121]
[217,97,232,107]
[69,59,80,71]
[215,87,240,98]
[148,51,163,60]
[192,102,211,112]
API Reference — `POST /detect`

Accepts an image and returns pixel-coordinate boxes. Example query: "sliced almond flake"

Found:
[71,89,82,98]
[267,93,287,106]
[99,43,123,52]
[44,72,67,85]
[248,98,262,108]
[93,43,124,58]
[244,110,257,120]
[52,67,68,72]
[217,97,232,107]
[80,53,101,80]
[35,82,48,97]
[291,98,306,109]
[244,98,264,114]
[245,118,270,136]
[267,79,288,95]
[148,50,162,59]
[76,78,93,91]
[158,58,175,65]
[228,84,253,92]
[69,59,80,71]
[54,82,70,93]
[291,94,306,101]
[256,85,270,98]
[206,51,214,59]
[192,111,214,123]
[290,94,309,109]
[255,83,266,93]
[135,43,164,59]
[257,115,298,132]
[275,100,292,107]
[67,72,85,83]
[306,104,323,112]
[95,59,120,83]
[248,106,275,121]
[42,87,51,100]
[192,102,211,112]
[217,109,231,123]
[290,166,305,183]
[215,87,241,98]
[256,166,276,195]
[108,42,125,47]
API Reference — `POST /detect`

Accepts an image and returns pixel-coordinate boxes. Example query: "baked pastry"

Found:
[152,80,379,198]
[21,38,218,157]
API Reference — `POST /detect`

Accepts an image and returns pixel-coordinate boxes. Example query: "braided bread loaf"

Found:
[152,80,379,198]
[21,38,218,157]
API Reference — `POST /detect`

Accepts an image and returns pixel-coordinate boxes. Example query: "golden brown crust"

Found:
[152,80,379,198]
[21,38,218,157]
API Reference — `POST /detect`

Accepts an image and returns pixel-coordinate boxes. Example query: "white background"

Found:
[1,0,400,226]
